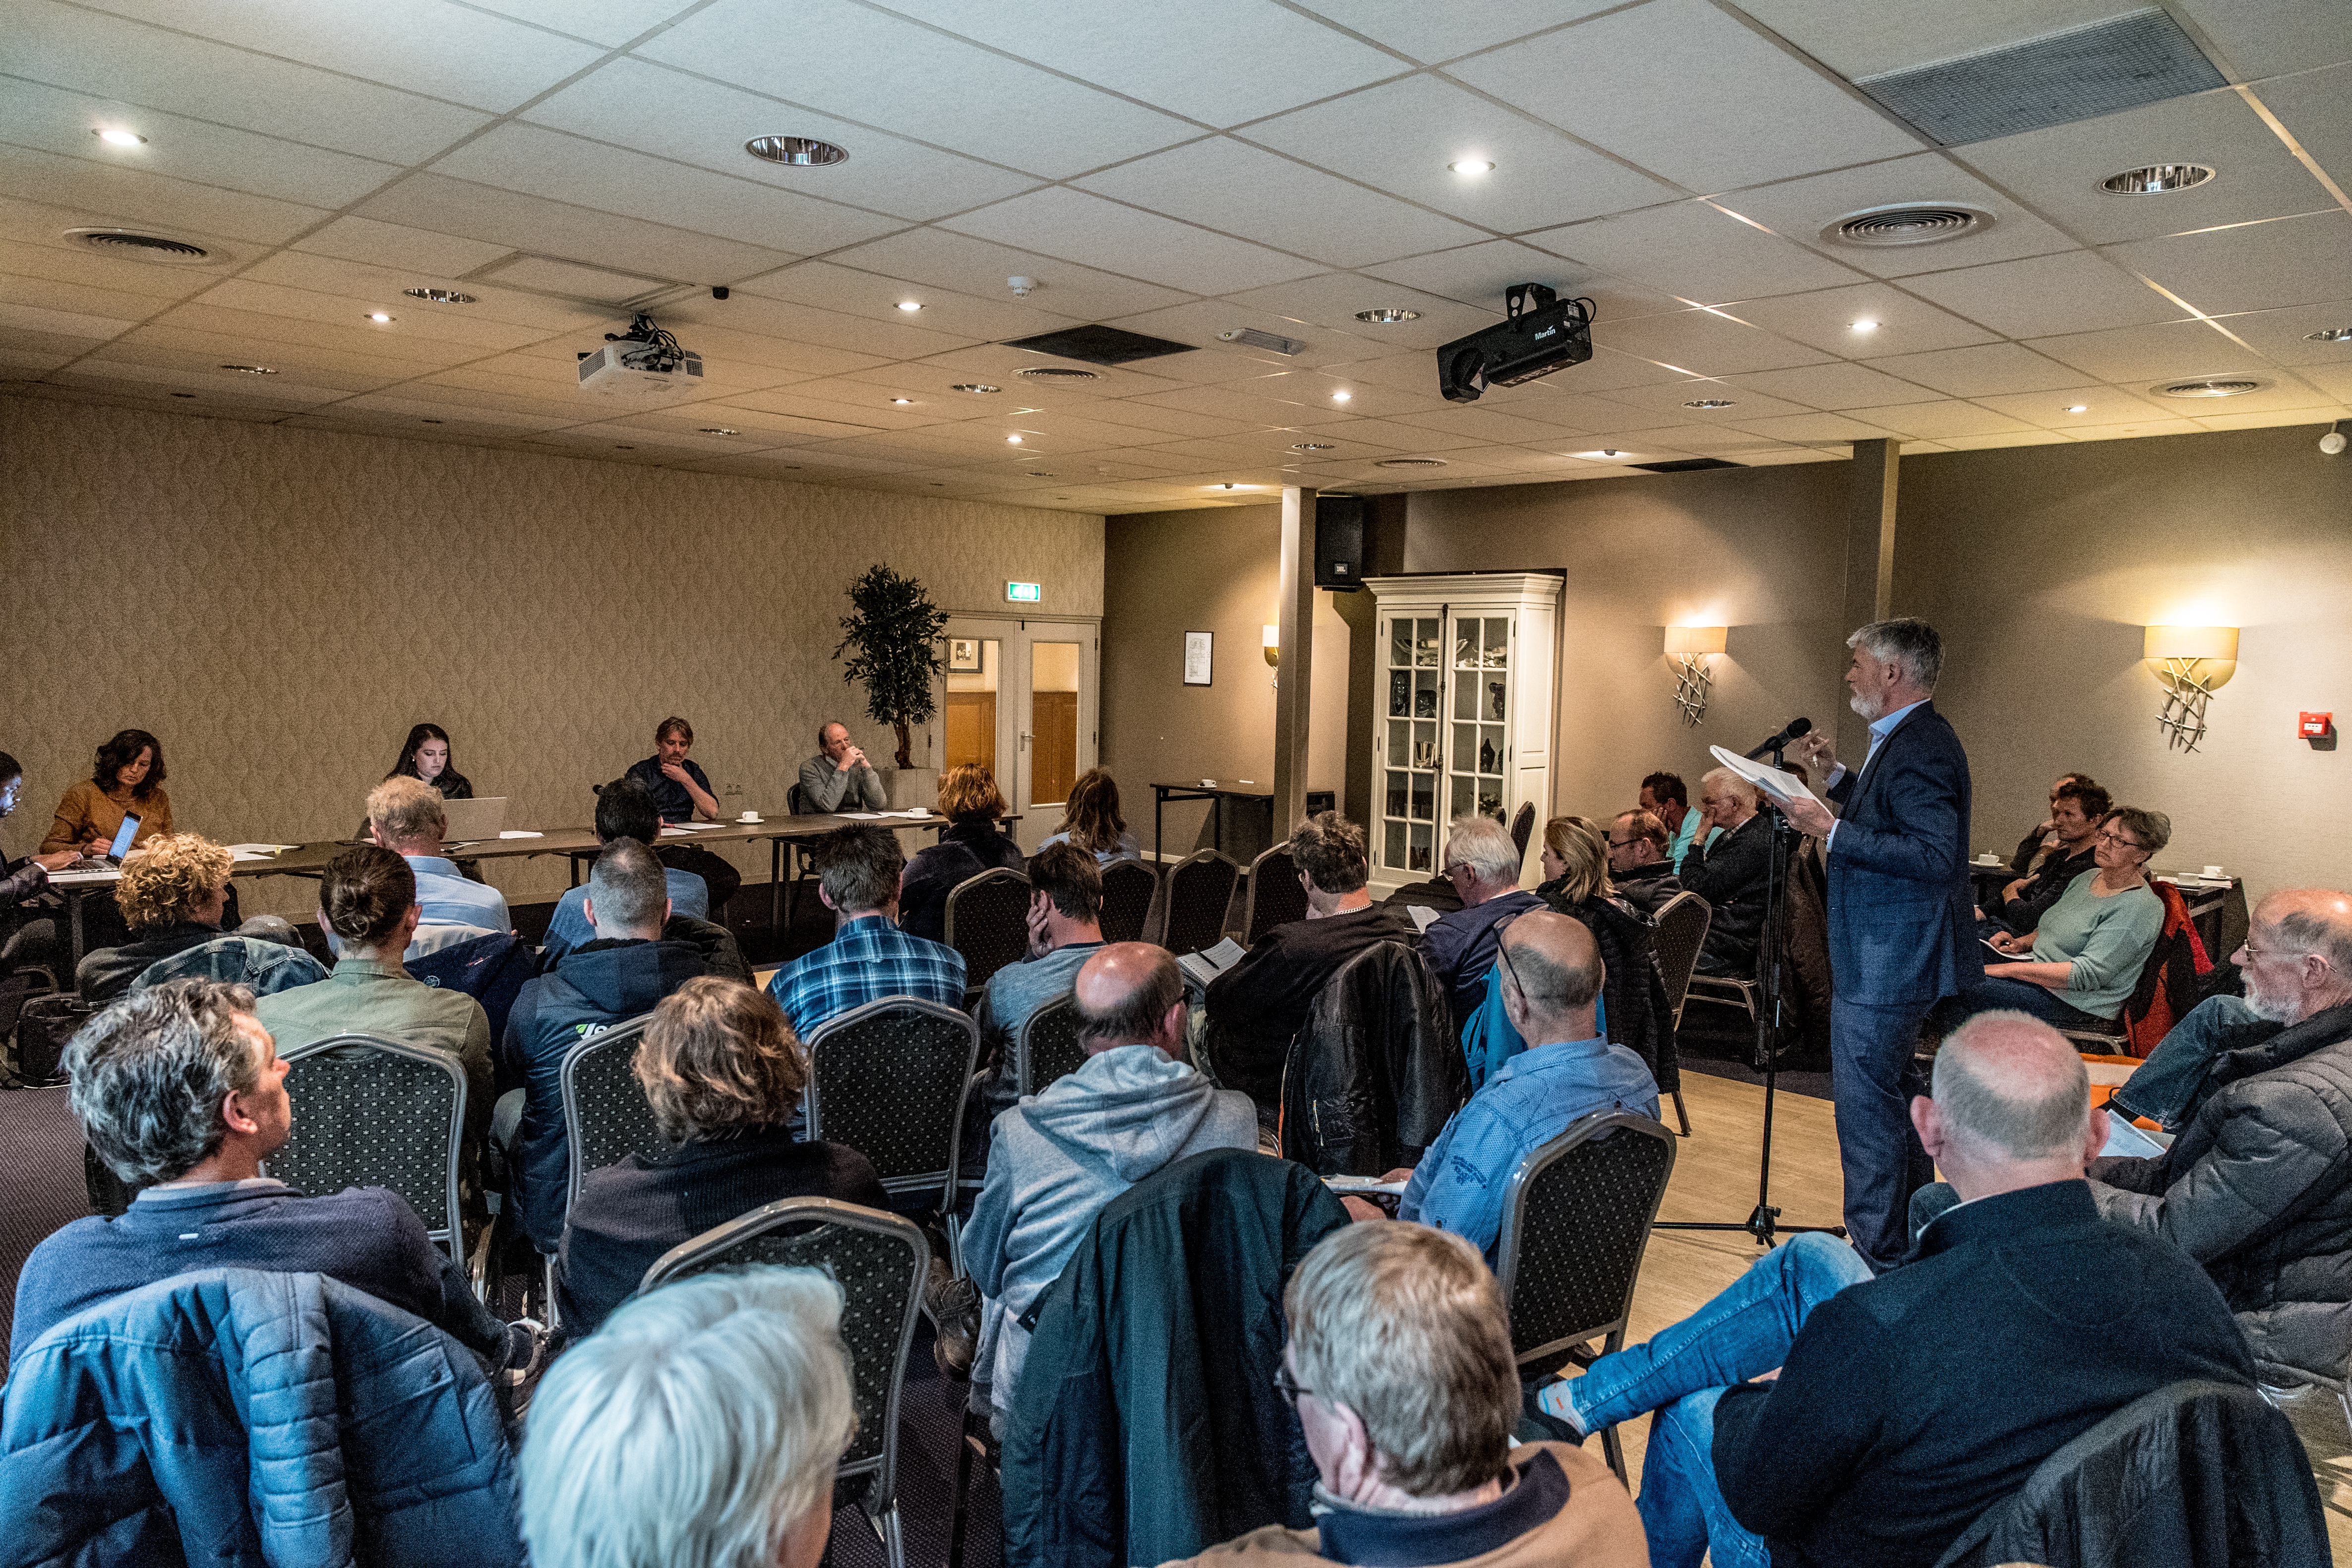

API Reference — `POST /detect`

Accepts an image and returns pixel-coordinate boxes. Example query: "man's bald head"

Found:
[1497,911,1603,1044]
[1073,942,1186,1056]
[2245,889,2352,1022]
[1931,1012,2091,1162]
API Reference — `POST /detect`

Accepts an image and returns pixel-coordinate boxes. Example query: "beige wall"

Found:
[1900,425,2352,904]
[1100,503,1348,863]
[0,395,1103,915]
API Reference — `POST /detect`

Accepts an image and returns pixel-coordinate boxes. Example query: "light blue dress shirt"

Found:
[403,854,510,933]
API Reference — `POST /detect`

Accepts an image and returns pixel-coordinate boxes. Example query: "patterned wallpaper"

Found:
[0,396,1103,915]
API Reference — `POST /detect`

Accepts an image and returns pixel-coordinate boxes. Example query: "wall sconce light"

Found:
[1263,625,1281,668]
[2144,625,2237,752]
[1664,626,1727,726]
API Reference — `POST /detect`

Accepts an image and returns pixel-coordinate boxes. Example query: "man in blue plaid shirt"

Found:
[770,824,966,1038]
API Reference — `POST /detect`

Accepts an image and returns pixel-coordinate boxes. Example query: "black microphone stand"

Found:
[1654,741,1847,1248]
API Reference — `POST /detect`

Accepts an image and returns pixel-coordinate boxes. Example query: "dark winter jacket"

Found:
[900,815,1025,943]
[2088,1000,2352,1382]
[1279,940,1466,1176]
[1003,1149,1349,1568]
[1611,860,1682,917]
[0,1268,521,1568]
[1540,889,1681,1095]
[1681,812,1772,974]
[0,853,48,912]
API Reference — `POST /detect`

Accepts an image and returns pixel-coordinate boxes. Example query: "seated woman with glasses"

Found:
[555,977,886,1338]
[1931,806,2171,1036]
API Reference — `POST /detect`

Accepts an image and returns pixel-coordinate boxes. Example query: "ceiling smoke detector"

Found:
[65,227,211,263]
[1014,366,1099,380]
[950,383,1002,394]
[1823,204,1995,247]
[1353,308,1421,324]
[2100,163,2215,194]
[2153,377,2264,398]
[1375,457,1447,468]
[404,288,477,304]
[745,136,847,166]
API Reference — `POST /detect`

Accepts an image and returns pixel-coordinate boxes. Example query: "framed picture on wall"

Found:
[1183,630,1212,686]
[947,637,983,673]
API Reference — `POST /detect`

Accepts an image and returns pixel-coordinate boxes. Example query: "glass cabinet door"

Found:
[1447,615,1511,825]
[1380,615,1444,874]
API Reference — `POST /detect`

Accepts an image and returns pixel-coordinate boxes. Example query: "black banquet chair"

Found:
[1156,849,1239,956]
[802,997,979,1261]
[1098,858,1157,944]
[1496,1109,1678,1485]
[1647,891,1712,1136]
[560,1013,665,1221]
[945,867,1033,990]
[264,1032,466,1264]
[1241,844,1309,945]
[638,1197,929,1568]
[1016,990,1086,1098]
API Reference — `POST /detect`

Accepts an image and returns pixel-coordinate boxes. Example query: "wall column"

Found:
[1838,439,1899,758]
[1272,486,1317,833]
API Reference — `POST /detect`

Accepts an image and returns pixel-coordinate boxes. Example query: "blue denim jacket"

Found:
[136,935,328,997]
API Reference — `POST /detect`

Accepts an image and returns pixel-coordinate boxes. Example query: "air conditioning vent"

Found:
[66,228,211,263]
[1001,324,1195,365]
[1824,205,1994,247]
[1630,457,1745,473]
[2153,377,2263,398]
[1014,366,1099,381]
[1374,457,1447,469]
[1853,8,2225,145]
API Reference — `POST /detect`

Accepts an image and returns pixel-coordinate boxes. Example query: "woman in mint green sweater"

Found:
[1934,807,2170,1034]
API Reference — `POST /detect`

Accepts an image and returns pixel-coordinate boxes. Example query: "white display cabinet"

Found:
[1361,573,1564,892]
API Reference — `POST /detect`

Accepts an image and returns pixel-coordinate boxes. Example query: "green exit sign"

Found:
[1006,581,1042,603]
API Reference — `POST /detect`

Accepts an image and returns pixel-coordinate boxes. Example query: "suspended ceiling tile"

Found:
[2168,0,2352,79]
[292,217,517,281]
[185,278,553,352]
[1243,75,1680,234]
[0,145,331,247]
[1448,0,1924,191]
[2258,63,2352,194]
[1103,301,1376,371]
[335,391,579,432]
[462,0,699,48]
[1282,415,1484,452]
[239,252,603,333]
[2122,375,2339,414]
[1719,281,2001,358]
[1362,239,1689,323]
[0,298,135,342]
[1587,376,1810,421]
[1727,410,1907,441]
[2063,417,2210,440]
[2206,298,2352,365]
[1970,383,2174,426]
[1720,359,1948,408]
[1528,201,1866,305]
[1546,347,1714,393]
[639,0,1195,179]
[0,220,232,301]
[941,188,1324,296]
[138,302,490,367]
[1834,399,2039,438]
[1898,248,2183,337]
[1074,139,1485,270]
[730,260,1082,345]
[1391,404,1595,446]
[1593,307,1836,376]
[1929,428,2076,449]
[2192,405,2352,432]
[2107,210,2352,316]
[1284,0,1615,62]
[355,174,802,286]
[2024,316,2260,381]
[1714,153,2080,277]
[1857,341,2087,396]
[1724,0,2146,82]
[0,269,175,325]
[1218,273,1497,351]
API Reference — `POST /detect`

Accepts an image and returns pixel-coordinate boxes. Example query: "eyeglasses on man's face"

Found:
[1607,836,1640,850]
[1273,1363,1314,1404]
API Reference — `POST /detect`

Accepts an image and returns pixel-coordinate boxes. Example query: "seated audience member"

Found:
[1039,767,1143,865]
[1682,769,1771,976]
[2086,890,2352,1385]
[1935,807,2168,1035]
[366,776,511,939]
[975,840,1108,1075]
[1982,777,2108,935]
[2010,771,2095,875]
[40,728,173,857]
[254,844,494,1161]
[1529,1011,2255,1568]
[626,715,741,919]
[1206,812,1417,1108]
[1371,912,1656,1265]
[769,824,966,1039]
[1534,822,1676,1087]
[1422,815,1544,1029]
[519,1267,851,1568]
[1605,808,1683,916]
[1641,770,1704,872]
[503,840,711,1256]
[384,722,473,798]
[964,943,1255,1419]
[897,762,1025,942]
[1,751,80,979]
[77,834,312,1003]
[13,979,538,1379]
[556,978,886,1336]
[1169,1224,1646,1568]
[544,778,709,957]
[797,721,888,813]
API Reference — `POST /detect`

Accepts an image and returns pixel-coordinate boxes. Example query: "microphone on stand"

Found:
[1745,717,1813,762]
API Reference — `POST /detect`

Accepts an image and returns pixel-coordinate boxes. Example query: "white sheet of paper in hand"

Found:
[1407,904,1442,935]
[1708,746,1829,813]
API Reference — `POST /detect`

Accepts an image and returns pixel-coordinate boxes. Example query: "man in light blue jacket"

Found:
[962,942,1257,1426]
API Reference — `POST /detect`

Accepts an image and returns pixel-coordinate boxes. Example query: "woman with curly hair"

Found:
[555,977,886,1335]
[40,729,173,857]
[74,833,233,1003]
[896,762,1025,943]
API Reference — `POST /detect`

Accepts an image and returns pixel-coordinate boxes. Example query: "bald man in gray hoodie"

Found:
[963,942,1257,1428]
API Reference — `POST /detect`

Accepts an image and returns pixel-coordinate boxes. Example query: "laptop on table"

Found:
[64,813,141,872]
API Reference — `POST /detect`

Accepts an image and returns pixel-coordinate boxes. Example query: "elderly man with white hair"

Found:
[518,1266,853,1568]
[1526,1011,2253,1568]
[1681,766,1771,977]
[1159,1221,1646,1566]
[1419,813,1545,1029]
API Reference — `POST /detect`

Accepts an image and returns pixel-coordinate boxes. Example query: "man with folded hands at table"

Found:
[625,715,741,922]
[797,722,887,814]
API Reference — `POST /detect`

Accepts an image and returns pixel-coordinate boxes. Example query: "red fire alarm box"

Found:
[2301,712,2334,738]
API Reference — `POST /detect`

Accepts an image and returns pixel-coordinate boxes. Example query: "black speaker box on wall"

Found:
[1316,495,1365,591]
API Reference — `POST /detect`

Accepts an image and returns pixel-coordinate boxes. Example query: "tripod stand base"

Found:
[1655,1205,1847,1247]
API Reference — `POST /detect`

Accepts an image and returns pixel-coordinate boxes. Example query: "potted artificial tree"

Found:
[834,564,950,809]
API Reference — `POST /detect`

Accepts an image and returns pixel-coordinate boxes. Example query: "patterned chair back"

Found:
[1098,859,1158,944]
[1496,1110,1677,1366]
[560,1014,665,1222]
[265,1033,466,1262]
[944,868,1032,989]
[1242,844,1309,945]
[803,997,980,1201]
[1160,849,1240,956]
[1649,892,1713,1027]
[1016,991,1086,1098]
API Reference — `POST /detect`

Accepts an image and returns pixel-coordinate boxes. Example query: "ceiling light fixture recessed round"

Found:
[1331,390,1352,402]
[2100,163,2215,195]
[2063,404,2090,413]
[951,383,1000,394]
[1006,434,1023,443]
[403,288,476,304]
[220,364,278,375]
[745,135,848,167]
[1684,398,1735,409]
[1448,159,1495,175]
[65,227,210,264]
[1291,442,1335,451]
[1014,365,1099,380]
[1375,457,1447,468]
[1849,319,1881,332]
[699,426,739,435]
[2305,326,2352,343]
[1354,307,1421,324]
[1823,204,1995,247]
[95,128,147,147]
[896,300,922,312]
[366,311,394,323]
[2153,376,2264,398]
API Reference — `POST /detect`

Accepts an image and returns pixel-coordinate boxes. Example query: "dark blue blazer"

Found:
[1824,701,1981,1006]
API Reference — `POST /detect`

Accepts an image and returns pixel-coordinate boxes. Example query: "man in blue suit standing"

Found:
[1782,618,1981,1270]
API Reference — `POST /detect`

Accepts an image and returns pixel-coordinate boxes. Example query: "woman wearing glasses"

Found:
[1936,806,2170,1035]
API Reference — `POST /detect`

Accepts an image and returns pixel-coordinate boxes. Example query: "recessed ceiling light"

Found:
[951,383,1000,394]
[896,301,923,312]
[1684,398,1735,409]
[1006,434,1024,443]
[219,364,277,375]
[1850,319,1880,332]
[1448,158,1495,175]
[1331,390,1352,403]
[403,288,476,304]
[2100,163,2215,195]
[745,135,847,167]
[95,128,147,147]
[1354,307,1422,324]
[1573,449,1626,459]
[1291,442,1335,451]
[2063,404,2090,413]
[366,311,394,323]
[700,426,739,435]
[2306,326,2352,343]
[891,397,915,404]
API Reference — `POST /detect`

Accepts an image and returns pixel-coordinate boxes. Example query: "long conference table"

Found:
[44,811,961,965]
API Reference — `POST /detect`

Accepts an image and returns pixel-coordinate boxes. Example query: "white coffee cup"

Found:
[1200,778,1216,787]
[2203,864,2224,877]
[739,811,761,823]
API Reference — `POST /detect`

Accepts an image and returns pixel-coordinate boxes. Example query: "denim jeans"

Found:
[1560,1232,1872,1568]
[2108,995,2259,1130]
